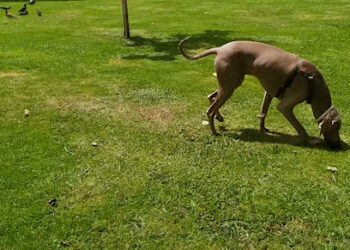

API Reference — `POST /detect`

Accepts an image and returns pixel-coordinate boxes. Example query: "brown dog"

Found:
[179,38,341,148]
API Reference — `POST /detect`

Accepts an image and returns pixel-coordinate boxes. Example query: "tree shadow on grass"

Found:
[122,30,275,61]
[224,127,349,152]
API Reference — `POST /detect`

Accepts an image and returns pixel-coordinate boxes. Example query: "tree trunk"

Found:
[121,0,131,39]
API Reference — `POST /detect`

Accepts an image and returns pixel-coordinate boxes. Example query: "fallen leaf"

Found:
[48,198,58,207]
[64,146,74,155]
[24,109,30,117]
[327,166,338,173]
[60,241,72,247]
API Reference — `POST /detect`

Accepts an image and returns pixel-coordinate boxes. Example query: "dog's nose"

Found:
[330,141,342,150]
[324,131,341,149]
[327,138,341,150]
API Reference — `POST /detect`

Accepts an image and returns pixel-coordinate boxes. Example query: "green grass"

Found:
[1,0,350,248]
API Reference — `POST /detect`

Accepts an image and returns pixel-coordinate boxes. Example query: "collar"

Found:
[317,106,335,123]
[275,65,315,100]
[275,68,298,98]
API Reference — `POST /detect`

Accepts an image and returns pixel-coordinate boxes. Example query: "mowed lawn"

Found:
[1,0,350,248]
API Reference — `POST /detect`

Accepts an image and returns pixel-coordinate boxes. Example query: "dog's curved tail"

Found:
[178,37,218,60]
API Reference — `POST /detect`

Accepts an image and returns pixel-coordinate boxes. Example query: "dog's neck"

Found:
[310,80,332,121]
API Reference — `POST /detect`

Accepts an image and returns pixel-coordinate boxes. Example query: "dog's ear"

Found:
[329,109,341,129]
[331,115,341,129]
[331,110,341,125]
[332,119,339,126]
[319,111,341,136]
[319,114,332,135]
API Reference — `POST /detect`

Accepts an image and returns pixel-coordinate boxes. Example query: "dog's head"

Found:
[319,108,341,148]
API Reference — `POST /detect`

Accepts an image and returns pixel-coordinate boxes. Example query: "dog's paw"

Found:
[307,137,322,146]
[215,115,224,122]
[212,131,221,136]
[260,127,270,134]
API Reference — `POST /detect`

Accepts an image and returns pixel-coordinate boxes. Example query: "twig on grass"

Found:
[64,146,74,155]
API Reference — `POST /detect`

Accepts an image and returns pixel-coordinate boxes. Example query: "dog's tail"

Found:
[178,37,218,60]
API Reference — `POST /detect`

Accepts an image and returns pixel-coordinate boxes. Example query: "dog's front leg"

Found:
[277,103,308,137]
[258,91,273,134]
[277,103,320,145]
[276,76,321,146]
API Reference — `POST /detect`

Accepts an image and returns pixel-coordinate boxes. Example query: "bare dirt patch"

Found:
[67,177,105,210]
[112,103,175,127]
[47,95,177,127]
[267,219,309,234]
[47,95,100,113]
[108,58,137,67]
[138,105,174,125]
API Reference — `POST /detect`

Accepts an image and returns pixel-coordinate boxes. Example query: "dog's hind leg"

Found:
[207,73,244,136]
[208,90,224,122]
[207,89,233,135]
[258,91,273,134]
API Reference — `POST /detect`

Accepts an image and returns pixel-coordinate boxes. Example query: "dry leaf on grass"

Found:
[327,166,338,173]
[48,198,58,207]
[24,109,30,117]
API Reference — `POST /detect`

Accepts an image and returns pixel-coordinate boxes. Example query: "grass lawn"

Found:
[1,0,350,248]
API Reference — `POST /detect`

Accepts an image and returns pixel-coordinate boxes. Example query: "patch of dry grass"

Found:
[46,95,177,128]
[0,72,28,78]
